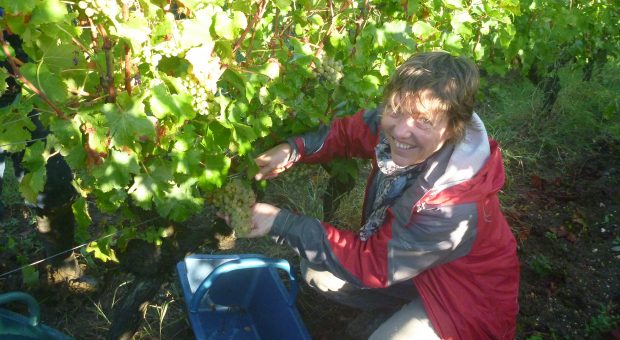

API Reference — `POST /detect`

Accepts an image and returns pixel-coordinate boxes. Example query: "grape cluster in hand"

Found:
[212,179,256,237]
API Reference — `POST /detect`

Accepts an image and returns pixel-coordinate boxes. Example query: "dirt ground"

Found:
[1,141,619,339]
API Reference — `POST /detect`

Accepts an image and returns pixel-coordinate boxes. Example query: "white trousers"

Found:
[301,260,440,339]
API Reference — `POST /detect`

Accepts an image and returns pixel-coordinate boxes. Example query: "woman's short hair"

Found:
[383,51,480,142]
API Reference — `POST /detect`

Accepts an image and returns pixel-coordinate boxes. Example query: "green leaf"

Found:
[202,121,231,151]
[274,0,292,11]
[114,15,151,51]
[30,0,68,26]
[31,34,76,73]
[86,241,118,263]
[49,118,86,169]
[231,122,257,155]
[180,15,214,48]
[221,68,246,94]
[407,0,419,16]
[19,142,47,203]
[92,150,140,192]
[0,103,35,153]
[0,68,9,96]
[198,154,231,190]
[213,11,235,40]
[0,0,36,14]
[149,84,196,121]
[253,61,281,80]
[21,266,39,287]
[155,178,204,221]
[128,174,159,210]
[231,11,248,31]
[72,197,92,243]
[103,102,155,148]
[443,0,464,9]
[412,21,438,40]
[20,63,67,104]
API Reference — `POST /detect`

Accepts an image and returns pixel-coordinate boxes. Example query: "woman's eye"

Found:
[417,117,433,129]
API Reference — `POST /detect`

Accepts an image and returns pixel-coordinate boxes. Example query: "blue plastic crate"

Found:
[176,254,311,340]
[0,291,73,339]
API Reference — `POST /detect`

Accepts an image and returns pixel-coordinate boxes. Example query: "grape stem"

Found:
[349,0,370,58]
[122,1,133,96]
[233,0,268,55]
[0,30,68,119]
[96,24,117,103]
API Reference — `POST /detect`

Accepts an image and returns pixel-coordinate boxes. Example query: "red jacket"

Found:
[270,109,519,339]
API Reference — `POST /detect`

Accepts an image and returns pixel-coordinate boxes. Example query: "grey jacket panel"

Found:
[388,201,478,284]
[271,210,364,286]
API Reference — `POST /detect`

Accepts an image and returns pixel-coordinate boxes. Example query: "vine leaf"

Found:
[103,102,155,148]
[149,84,195,121]
[114,15,151,52]
[49,118,86,169]
[0,0,36,14]
[128,174,159,210]
[20,63,68,105]
[0,103,35,153]
[92,150,140,193]
[155,178,204,222]
[198,154,231,190]
[19,141,47,204]
[30,0,68,26]
[0,66,8,95]
[72,197,92,243]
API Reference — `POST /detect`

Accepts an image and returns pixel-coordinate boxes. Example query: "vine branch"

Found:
[0,30,67,119]
[122,1,133,96]
[233,0,268,54]
[96,24,117,103]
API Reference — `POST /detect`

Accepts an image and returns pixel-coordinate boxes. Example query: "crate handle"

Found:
[0,291,41,327]
[190,258,298,313]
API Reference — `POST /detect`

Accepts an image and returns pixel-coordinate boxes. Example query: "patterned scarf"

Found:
[358,137,425,241]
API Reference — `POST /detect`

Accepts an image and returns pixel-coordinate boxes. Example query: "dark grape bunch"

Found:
[211,179,256,237]
[316,56,344,84]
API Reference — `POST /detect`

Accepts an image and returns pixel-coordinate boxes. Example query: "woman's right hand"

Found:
[254,143,294,180]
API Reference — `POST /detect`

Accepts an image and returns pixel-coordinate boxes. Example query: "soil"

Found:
[1,147,619,340]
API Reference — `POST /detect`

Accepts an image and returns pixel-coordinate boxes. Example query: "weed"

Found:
[0,158,23,207]
[544,231,557,241]
[529,254,553,277]
[585,304,620,337]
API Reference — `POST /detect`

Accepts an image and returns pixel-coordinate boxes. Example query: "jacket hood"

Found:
[421,113,506,205]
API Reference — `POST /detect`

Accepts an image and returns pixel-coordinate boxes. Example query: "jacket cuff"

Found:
[286,137,304,163]
[270,208,297,237]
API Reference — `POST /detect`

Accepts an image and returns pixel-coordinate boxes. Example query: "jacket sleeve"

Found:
[269,188,478,288]
[288,108,381,164]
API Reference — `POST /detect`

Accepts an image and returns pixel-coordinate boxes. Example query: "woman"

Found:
[247,51,519,339]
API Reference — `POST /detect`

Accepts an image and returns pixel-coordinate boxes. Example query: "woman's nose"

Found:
[392,116,415,138]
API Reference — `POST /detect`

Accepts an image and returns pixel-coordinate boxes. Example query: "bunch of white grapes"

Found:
[317,57,344,84]
[212,179,256,237]
[77,0,120,19]
[181,75,210,115]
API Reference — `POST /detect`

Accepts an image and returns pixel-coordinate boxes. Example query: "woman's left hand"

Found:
[245,203,281,238]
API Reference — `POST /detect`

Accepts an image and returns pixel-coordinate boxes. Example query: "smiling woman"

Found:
[380,90,453,167]
[228,51,521,339]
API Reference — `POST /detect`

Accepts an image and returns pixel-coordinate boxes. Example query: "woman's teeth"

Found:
[394,141,414,150]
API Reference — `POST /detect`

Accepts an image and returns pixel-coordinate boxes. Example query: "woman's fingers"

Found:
[254,143,293,180]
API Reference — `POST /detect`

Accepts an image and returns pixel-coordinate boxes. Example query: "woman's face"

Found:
[380,92,452,167]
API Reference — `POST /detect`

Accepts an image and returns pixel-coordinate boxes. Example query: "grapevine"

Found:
[0,0,617,262]
[211,179,256,237]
